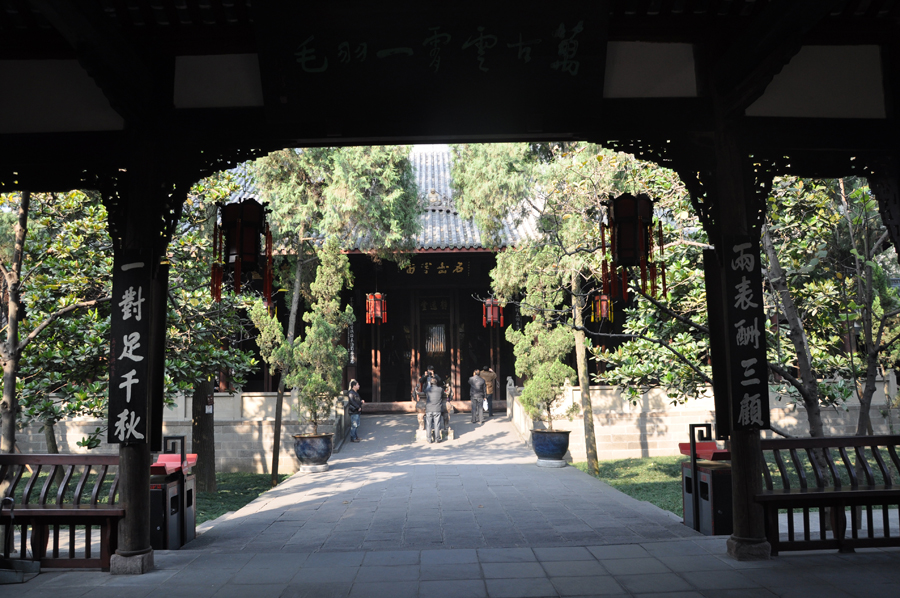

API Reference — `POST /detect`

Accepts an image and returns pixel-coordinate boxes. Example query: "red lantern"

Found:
[609,193,654,268]
[366,293,386,324]
[212,199,272,302]
[483,298,503,327]
[591,294,612,323]
[221,199,266,293]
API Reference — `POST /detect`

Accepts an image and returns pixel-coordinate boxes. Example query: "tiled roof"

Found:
[411,145,537,251]
[229,146,538,252]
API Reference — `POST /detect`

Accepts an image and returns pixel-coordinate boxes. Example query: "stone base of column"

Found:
[110,549,154,574]
[726,535,771,561]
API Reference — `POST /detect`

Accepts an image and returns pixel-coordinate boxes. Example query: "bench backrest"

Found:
[0,454,120,507]
[759,435,900,492]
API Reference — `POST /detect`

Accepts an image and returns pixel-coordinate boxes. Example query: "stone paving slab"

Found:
[14,414,900,597]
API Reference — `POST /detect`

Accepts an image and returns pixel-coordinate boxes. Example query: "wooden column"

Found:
[709,123,771,560]
[108,125,173,574]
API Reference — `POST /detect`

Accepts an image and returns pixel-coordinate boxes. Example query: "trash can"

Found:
[150,436,198,550]
[682,460,733,536]
[150,463,182,550]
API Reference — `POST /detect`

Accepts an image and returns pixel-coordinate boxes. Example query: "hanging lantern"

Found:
[609,192,654,267]
[591,294,612,323]
[483,298,503,327]
[366,292,386,324]
[212,198,272,302]
[221,199,266,293]
[600,192,670,301]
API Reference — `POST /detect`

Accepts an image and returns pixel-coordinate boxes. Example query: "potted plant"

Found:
[518,360,579,468]
[250,237,354,473]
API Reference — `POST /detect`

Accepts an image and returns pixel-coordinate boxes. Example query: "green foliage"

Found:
[2,175,258,449]
[451,143,544,246]
[6,191,114,438]
[455,142,704,408]
[574,456,688,515]
[248,146,420,436]
[196,472,289,524]
[507,317,577,427]
[250,237,354,433]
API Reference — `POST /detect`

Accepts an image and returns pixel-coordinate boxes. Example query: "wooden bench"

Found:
[0,454,124,571]
[756,435,900,555]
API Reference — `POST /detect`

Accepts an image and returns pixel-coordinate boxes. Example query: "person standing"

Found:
[479,365,497,417]
[468,369,486,424]
[347,379,364,442]
[424,375,444,443]
[418,364,441,393]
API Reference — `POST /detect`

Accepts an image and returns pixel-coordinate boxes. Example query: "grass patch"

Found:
[575,456,688,515]
[196,472,290,524]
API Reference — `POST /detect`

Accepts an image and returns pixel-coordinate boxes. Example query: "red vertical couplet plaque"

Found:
[108,253,152,444]
[724,238,770,432]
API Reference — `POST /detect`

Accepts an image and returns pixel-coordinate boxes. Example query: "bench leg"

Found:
[831,505,853,553]
[764,507,780,556]
[30,523,49,562]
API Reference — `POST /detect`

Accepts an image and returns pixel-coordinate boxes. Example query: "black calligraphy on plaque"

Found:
[726,240,770,431]
[403,261,468,276]
[108,255,151,444]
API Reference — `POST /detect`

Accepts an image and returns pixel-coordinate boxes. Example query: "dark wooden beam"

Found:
[28,0,163,122]
[713,0,848,117]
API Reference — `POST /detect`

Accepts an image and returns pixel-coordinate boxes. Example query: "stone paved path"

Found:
[15,414,900,597]
[186,415,696,553]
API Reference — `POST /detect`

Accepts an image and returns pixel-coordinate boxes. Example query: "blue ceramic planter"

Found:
[531,429,570,464]
[293,433,333,471]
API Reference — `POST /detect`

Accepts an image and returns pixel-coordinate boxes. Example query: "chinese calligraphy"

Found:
[296,36,328,73]
[551,21,583,75]
[119,286,144,321]
[403,261,467,275]
[462,26,498,71]
[114,409,145,442]
[293,20,588,77]
[109,258,150,445]
[424,26,451,72]
[728,241,769,431]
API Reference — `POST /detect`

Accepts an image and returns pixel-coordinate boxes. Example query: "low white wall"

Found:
[17,391,352,474]
[509,377,900,463]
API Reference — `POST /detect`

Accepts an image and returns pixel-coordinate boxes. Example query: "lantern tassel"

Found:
[601,224,607,259]
[657,221,667,298]
[640,258,647,294]
[661,264,667,297]
[602,261,610,296]
[650,262,658,297]
[621,268,628,301]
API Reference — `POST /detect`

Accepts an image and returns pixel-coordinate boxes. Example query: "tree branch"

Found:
[18,296,111,355]
[629,277,709,335]
[579,326,713,385]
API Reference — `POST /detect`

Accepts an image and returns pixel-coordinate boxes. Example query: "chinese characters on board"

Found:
[404,261,467,276]
[112,263,147,442]
[730,243,767,429]
[421,299,450,313]
[295,22,584,75]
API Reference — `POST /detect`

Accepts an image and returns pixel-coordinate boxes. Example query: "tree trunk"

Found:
[271,246,305,487]
[191,379,217,492]
[571,272,599,476]
[762,227,826,438]
[44,420,59,453]
[0,191,28,458]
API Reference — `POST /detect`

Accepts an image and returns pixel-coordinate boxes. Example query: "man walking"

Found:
[424,376,444,443]
[479,365,497,417]
[347,379,364,442]
[469,368,486,424]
